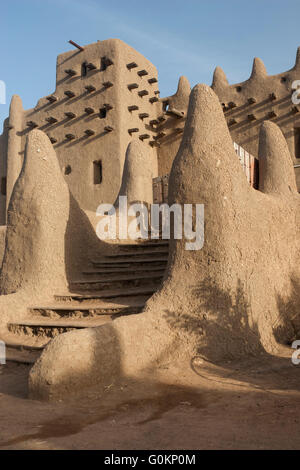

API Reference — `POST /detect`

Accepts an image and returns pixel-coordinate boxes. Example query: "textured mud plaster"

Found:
[29,85,300,401]
[116,140,154,206]
[0,130,70,295]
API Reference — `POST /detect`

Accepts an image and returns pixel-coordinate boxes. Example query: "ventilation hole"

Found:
[236,86,242,92]
[281,76,287,83]
[93,160,102,184]
[64,165,72,175]
[99,108,107,119]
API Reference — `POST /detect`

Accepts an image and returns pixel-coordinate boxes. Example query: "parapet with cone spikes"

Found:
[209,46,300,188]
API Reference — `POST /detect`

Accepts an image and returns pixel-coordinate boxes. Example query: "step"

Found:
[0,333,45,364]
[8,317,112,339]
[92,256,168,266]
[118,241,169,251]
[103,249,169,258]
[5,347,41,365]
[82,266,166,275]
[0,332,48,351]
[70,273,163,291]
[54,286,156,302]
[28,302,145,319]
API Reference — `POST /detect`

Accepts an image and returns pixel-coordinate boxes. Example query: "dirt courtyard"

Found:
[0,345,299,450]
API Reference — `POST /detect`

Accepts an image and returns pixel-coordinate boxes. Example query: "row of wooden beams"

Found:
[224,93,278,112]
[47,126,113,143]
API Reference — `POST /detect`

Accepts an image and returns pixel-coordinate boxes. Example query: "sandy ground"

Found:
[0,347,300,450]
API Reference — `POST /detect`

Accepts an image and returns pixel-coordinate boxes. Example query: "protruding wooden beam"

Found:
[269,92,277,101]
[148,78,158,84]
[248,97,256,105]
[85,85,96,93]
[69,40,84,51]
[65,69,77,77]
[104,103,113,111]
[149,140,160,148]
[154,90,160,95]
[292,105,300,114]
[166,108,185,118]
[128,105,139,112]
[228,118,237,126]
[65,133,76,140]
[138,90,149,97]
[26,121,38,128]
[45,116,58,124]
[128,128,139,135]
[64,90,76,98]
[46,95,58,103]
[267,110,277,119]
[103,57,114,67]
[247,114,257,121]
[128,83,139,90]
[139,134,150,141]
[149,119,159,127]
[104,126,113,132]
[65,112,76,119]
[103,81,113,89]
[85,107,95,115]
[127,62,138,70]
[157,115,166,122]
[87,63,97,71]
[48,136,57,144]
[228,101,237,109]
[149,97,159,104]
[137,70,148,77]
[84,129,95,136]
[139,113,149,120]
[154,132,166,140]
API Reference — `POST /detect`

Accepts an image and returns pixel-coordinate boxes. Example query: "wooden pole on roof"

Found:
[68,40,84,51]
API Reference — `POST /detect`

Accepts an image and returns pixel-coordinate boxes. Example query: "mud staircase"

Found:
[3,240,169,365]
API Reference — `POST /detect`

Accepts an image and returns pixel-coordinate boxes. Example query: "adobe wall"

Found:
[23,40,122,217]
[117,40,159,180]
[9,39,160,226]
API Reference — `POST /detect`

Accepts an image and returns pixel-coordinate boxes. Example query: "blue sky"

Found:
[1,0,300,128]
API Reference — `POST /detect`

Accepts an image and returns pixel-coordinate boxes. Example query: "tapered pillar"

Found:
[6,95,24,218]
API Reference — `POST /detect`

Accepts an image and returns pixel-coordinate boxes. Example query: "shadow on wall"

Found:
[274,274,300,343]
[162,278,267,361]
[64,192,105,284]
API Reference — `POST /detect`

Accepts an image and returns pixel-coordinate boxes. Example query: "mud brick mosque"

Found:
[0,39,299,401]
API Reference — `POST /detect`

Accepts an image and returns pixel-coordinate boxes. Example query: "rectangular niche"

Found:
[93,160,102,185]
